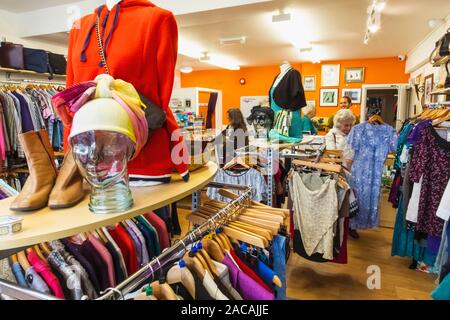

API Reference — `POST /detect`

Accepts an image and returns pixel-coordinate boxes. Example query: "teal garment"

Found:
[391,194,426,260]
[269,130,301,143]
[301,115,317,135]
[270,87,303,139]
[432,273,450,300]
[136,216,161,256]
[393,122,414,170]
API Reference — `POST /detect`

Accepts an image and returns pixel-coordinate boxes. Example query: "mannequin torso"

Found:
[273,62,292,88]
[106,0,122,10]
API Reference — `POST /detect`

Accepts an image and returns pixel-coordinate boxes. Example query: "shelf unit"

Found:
[0,67,66,80]
[0,162,218,256]
[432,55,450,67]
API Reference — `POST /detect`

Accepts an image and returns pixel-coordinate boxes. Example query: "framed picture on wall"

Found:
[342,88,362,104]
[320,88,339,106]
[424,74,434,105]
[321,64,340,87]
[344,67,365,83]
[303,75,316,91]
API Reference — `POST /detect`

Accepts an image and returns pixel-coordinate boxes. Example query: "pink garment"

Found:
[88,235,116,287]
[144,212,170,250]
[0,108,5,161]
[222,252,273,300]
[27,250,65,299]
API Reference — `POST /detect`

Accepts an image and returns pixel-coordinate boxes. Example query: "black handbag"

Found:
[23,48,50,73]
[0,42,24,70]
[48,52,67,75]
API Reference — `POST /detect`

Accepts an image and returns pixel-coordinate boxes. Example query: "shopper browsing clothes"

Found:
[301,104,318,135]
[325,109,360,239]
[220,108,249,166]
[327,96,360,130]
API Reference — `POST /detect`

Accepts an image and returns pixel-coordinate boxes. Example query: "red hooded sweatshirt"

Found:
[65,0,189,182]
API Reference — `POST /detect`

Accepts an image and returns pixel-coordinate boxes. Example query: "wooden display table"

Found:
[0,162,218,252]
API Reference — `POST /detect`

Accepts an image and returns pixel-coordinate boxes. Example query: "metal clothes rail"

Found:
[97,182,252,300]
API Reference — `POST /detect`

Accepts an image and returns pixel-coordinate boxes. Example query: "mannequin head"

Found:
[71,131,134,189]
[69,83,137,214]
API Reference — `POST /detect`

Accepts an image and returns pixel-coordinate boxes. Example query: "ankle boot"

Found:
[10,131,58,211]
[37,129,57,172]
[48,150,84,209]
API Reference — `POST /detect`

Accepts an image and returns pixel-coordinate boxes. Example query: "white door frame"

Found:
[361,83,410,130]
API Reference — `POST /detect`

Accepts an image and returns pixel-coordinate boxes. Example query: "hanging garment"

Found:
[64,1,189,182]
[405,178,423,223]
[211,260,243,300]
[60,238,102,294]
[102,227,128,279]
[207,168,268,203]
[269,86,303,139]
[0,258,17,284]
[291,172,338,260]
[88,235,116,287]
[10,261,28,288]
[124,224,143,267]
[202,270,229,300]
[436,180,450,222]
[432,273,450,300]
[434,221,449,279]
[126,220,150,265]
[24,266,51,295]
[408,126,450,237]
[107,224,139,275]
[104,241,125,284]
[144,212,170,251]
[27,250,65,299]
[47,250,84,300]
[136,216,161,257]
[347,122,398,230]
[134,217,157,259]
[50,240,98,299]
[222,252,273,300]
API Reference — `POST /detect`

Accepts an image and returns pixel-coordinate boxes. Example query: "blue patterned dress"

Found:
[347,123,398,230]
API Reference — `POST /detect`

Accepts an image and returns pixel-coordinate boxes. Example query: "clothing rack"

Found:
[97,182,252,300]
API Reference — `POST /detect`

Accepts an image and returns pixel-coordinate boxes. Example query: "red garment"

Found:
[27,250,65,299]
[144,212,170,250]
[229,249,273,293]
[108,224,139,274]
[64,0,188,179]
[331,218,349,264]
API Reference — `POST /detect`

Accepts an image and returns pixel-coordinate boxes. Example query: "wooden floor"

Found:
[177,197,437,300]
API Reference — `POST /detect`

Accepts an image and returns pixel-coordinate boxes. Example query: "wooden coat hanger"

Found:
[17,251,31,271]
[202,239,225,262]
[39,243,52,256]
[222,224,268,248]
[197,245,220,278]
[228,221,272,241]
[96,228,109,243]
[223,156,251,170]
[10,254,19,265]
[166,262,196,299]
[31,246,46,261]
[237,216,280,235]
[150,280,178,300]
[368,114,384,124]
[183,252,206,281]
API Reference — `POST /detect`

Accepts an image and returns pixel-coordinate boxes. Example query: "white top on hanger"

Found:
[105,0,121,10]
[272,61,292,88]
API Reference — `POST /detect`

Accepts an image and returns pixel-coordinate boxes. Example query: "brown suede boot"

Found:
[48,150,85,209]
[10,131,58,211]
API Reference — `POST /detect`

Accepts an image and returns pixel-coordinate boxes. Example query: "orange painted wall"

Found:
[180,57,409,123]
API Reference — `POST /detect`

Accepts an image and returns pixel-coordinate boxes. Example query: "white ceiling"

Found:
[8,0,450,71]
[0,0,83,13]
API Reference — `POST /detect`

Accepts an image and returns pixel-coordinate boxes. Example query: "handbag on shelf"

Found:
[48,52,67,75]
[430,28,450,64]
[0,42,25,70]
[23,48,51,74]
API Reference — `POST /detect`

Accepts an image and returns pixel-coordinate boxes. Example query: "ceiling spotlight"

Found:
[272,11,291,23]
[220,36,247,46]
[180,66,193,74]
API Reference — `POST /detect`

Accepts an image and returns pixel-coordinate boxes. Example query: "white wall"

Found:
[406,15,450,116]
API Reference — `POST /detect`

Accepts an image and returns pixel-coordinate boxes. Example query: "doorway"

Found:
[361,84,410,130]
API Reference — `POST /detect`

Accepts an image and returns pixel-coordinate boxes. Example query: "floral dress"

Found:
[347,122,398,230]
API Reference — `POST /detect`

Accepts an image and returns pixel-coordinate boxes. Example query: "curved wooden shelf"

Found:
[0,162,218,251]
